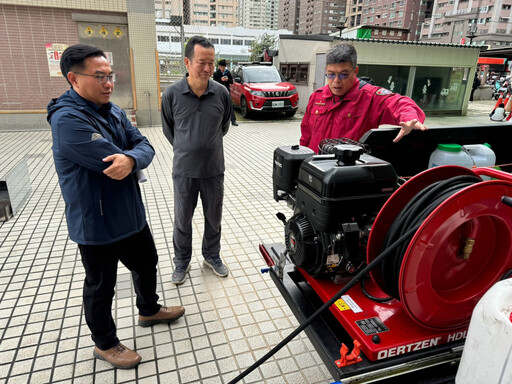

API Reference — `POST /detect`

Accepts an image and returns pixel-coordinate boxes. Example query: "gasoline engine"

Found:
[273,139,396,278]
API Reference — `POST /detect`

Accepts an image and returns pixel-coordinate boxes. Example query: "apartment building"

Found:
[353,0,433,41]
[420,0,512,48]
[345,0,364,28]
[155,0,237,27]
[279,0,301,33]
[280,0,347,35]
[237,0,279,30]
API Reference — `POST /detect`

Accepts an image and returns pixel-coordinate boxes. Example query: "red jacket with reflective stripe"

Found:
[300,78,425,153]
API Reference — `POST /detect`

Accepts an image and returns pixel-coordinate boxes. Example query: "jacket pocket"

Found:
[312,106,328,127]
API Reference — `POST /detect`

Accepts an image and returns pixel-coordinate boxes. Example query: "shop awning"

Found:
[478,57,507,65]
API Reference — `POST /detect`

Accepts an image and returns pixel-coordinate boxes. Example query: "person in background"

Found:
[300,44,427,153]
[161,36,231,285]
[213,59,238,126]
[47,44,185,369]
[490,103,507,121]
[470,73,480,102]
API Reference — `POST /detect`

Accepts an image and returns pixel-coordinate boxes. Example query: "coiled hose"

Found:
[380,175,481,299]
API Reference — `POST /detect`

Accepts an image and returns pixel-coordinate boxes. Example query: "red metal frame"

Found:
[298,267,469,361]
[259,244,275,267]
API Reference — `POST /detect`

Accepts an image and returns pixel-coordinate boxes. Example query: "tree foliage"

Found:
[250,33,278,61]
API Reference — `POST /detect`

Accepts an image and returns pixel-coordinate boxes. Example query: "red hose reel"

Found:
[368,165,512,330]
[300,165,512,361]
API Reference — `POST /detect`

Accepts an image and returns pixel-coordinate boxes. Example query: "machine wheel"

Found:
[241,97,250,118]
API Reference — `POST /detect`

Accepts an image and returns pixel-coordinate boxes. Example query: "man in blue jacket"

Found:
[47,44,184,369]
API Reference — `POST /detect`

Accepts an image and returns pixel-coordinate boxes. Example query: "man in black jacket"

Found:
[213,59,238,126]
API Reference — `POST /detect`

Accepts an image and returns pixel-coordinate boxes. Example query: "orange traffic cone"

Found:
[495,93,504,109]
[506,94,512,113]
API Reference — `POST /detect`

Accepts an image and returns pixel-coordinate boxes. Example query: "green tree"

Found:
[250,33,278,62]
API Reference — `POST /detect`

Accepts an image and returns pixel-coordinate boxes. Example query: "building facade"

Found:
[355,0,433,41]
[279,0,347,35]
[420,0,512,48]
[0,0,160,128]
[279,0,301,33]
[276,35,481,115]
[155,0,237,27]
[237,0,279,29]
[345,0,364,28]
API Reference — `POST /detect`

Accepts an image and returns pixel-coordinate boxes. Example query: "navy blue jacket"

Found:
[47,89,155,245]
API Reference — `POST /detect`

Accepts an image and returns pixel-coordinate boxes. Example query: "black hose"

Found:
[380,175,481,299]
[227,224,421,384]
[361,274,393,303]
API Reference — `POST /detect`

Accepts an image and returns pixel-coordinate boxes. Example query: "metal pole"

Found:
[180,21,186,74]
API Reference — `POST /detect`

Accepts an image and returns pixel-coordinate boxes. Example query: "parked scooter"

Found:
[492,78,509,100]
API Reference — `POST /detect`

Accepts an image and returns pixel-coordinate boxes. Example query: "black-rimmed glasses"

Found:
[75,72,117,84]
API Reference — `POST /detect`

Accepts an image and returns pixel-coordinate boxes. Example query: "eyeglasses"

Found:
[74,72,117,84]
[325,70,354,80]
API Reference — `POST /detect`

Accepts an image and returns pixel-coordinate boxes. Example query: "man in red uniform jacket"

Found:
[300,44,427,153]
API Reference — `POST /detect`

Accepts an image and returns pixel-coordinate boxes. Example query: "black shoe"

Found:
[232,121,238,126]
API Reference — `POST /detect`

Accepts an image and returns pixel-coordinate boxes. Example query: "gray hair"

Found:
[326,44,357,68]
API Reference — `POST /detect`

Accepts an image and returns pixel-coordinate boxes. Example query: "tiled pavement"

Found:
[0,99,502,384]
[0,119,334,384]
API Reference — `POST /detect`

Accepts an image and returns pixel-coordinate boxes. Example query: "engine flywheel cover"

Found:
[285,213,318,272]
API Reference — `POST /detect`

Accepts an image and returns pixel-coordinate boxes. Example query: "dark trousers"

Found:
[230,103,237,123]
[172,174,224,267]
[78,224,160,350]
[470,88,476,101]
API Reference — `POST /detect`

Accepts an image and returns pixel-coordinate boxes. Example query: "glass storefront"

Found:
[358,64,470,114]
[358,64,410,95]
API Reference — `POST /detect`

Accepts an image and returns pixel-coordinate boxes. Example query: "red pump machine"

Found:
[261,127,512,382]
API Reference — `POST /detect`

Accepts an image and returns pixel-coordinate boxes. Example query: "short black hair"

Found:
[218,59,227,66]
[185,35,214,60]
[60,44,106,86]
[326,44,357,68]
[499,103,505,108]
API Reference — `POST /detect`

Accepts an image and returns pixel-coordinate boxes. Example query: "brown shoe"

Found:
[93,343,141,369]
[138,306,185,327]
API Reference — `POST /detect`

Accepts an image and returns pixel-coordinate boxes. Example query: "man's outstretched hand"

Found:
[394,119,428,143]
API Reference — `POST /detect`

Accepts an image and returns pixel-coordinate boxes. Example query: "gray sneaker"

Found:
[172,263,191,285]
[203,258,229,277]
